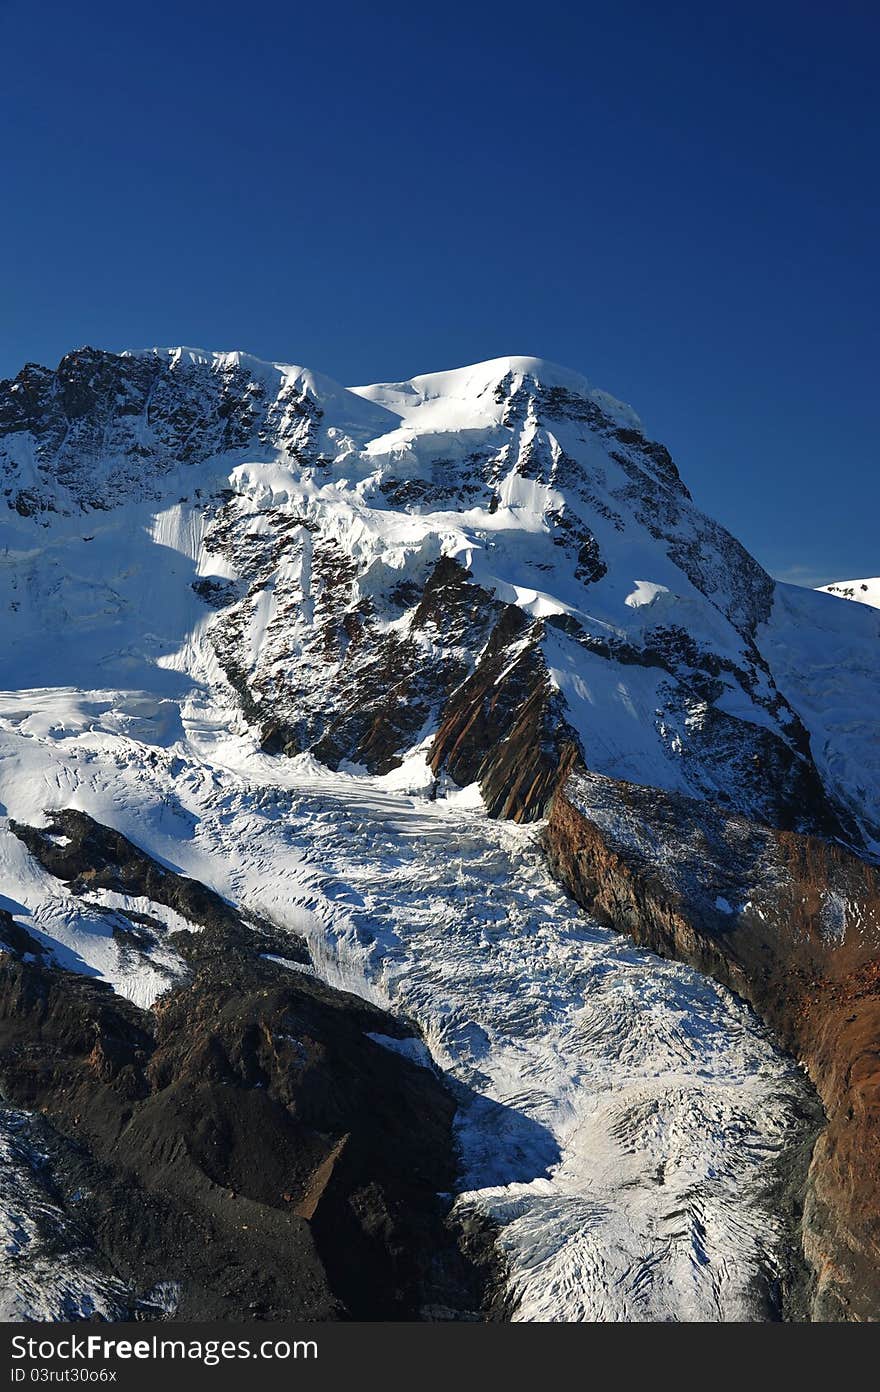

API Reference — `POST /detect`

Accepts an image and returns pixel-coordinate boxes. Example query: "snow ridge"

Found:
[817,577,880,610]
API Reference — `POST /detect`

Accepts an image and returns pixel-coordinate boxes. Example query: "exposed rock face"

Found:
[0,815,498,1320]
[429,606,581,821]
[544,768,880,1319]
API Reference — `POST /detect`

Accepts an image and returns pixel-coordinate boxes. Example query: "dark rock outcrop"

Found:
[429,607,581,821]
[10,809,310,965]
[0,815,501,1321]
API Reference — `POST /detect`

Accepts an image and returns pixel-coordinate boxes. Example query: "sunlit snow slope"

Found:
[817,577,880,609]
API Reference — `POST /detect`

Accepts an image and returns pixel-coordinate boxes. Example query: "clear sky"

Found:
[1,0,876,586]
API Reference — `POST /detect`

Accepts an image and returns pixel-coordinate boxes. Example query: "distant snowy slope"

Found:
[760,582,880,853]
[817,577,880,609]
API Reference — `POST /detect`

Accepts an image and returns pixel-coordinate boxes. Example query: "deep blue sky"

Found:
[1,0,877,585]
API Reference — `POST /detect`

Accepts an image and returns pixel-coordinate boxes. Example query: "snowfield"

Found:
[817,577,880,610]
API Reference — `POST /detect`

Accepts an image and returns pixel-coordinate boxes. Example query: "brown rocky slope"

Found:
[543,765,880,1320]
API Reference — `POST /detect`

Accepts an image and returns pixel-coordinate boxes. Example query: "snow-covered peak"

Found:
[351,354,642,432]
[817,577,880,609]
[126,346,277,374]
[126,345,399,438]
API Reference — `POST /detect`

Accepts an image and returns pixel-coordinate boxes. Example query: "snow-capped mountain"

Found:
[0,346,878,1322]
[4,347,878,844]
[817,577,880,609]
